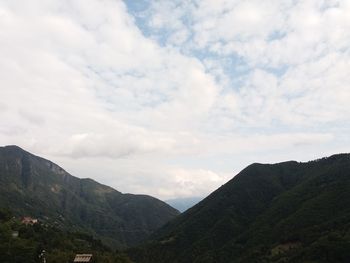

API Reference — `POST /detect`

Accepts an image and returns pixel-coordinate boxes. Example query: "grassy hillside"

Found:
[0,145,179,248]
[130,154,350,262]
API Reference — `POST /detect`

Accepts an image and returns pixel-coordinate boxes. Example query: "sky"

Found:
[1,0,350,200]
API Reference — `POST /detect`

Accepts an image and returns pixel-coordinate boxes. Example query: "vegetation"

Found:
[130,154,350,262]
[2,145,350,262]
[0,145,179,249]
[0,208,132,263]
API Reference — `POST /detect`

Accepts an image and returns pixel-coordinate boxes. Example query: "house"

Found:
[73,254,93,263]
[21,217,38,225]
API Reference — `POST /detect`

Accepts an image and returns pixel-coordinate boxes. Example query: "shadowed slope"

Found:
[130,154,350,262]
[0,145,179,248]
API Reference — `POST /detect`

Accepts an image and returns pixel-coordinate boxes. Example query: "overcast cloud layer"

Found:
[1,0,349,199]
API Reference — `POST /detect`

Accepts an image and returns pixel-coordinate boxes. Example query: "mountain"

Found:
[0,145,179,248]
[130,154,350,262]
[165,197,203,212]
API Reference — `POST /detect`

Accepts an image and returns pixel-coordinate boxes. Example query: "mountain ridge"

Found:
[165,196,203,212]
[0,145,179,248]
[130,153,350,262]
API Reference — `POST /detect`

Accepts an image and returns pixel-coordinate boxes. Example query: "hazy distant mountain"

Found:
[130,154,350,262]
[0,145,179,248]
[165,196,203,212]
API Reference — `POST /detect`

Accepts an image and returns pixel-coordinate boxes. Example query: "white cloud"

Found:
[0,0,349,199]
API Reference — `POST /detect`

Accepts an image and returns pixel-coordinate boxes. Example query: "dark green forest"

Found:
[130,154,350,263]
[0,208,132,263]
[0,145,178,249]
[2,145,350,262]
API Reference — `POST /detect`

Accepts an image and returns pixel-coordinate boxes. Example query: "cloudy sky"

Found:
[1,0,350,200]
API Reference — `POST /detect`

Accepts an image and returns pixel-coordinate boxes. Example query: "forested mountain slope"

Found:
[130,154,350,262]
[0,145,179,248]
[0,208,132,263]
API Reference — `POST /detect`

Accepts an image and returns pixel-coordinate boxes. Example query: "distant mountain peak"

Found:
[165,196,203,212]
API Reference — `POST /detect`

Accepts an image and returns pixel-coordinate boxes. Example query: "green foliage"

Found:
[0,207,12,221]
[0,209,132,263]
[0,145,179,248]
[130,154,350,263]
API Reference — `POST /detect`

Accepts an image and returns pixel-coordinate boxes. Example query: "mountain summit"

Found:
[0,145,179,248]
[131,154,350,262]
